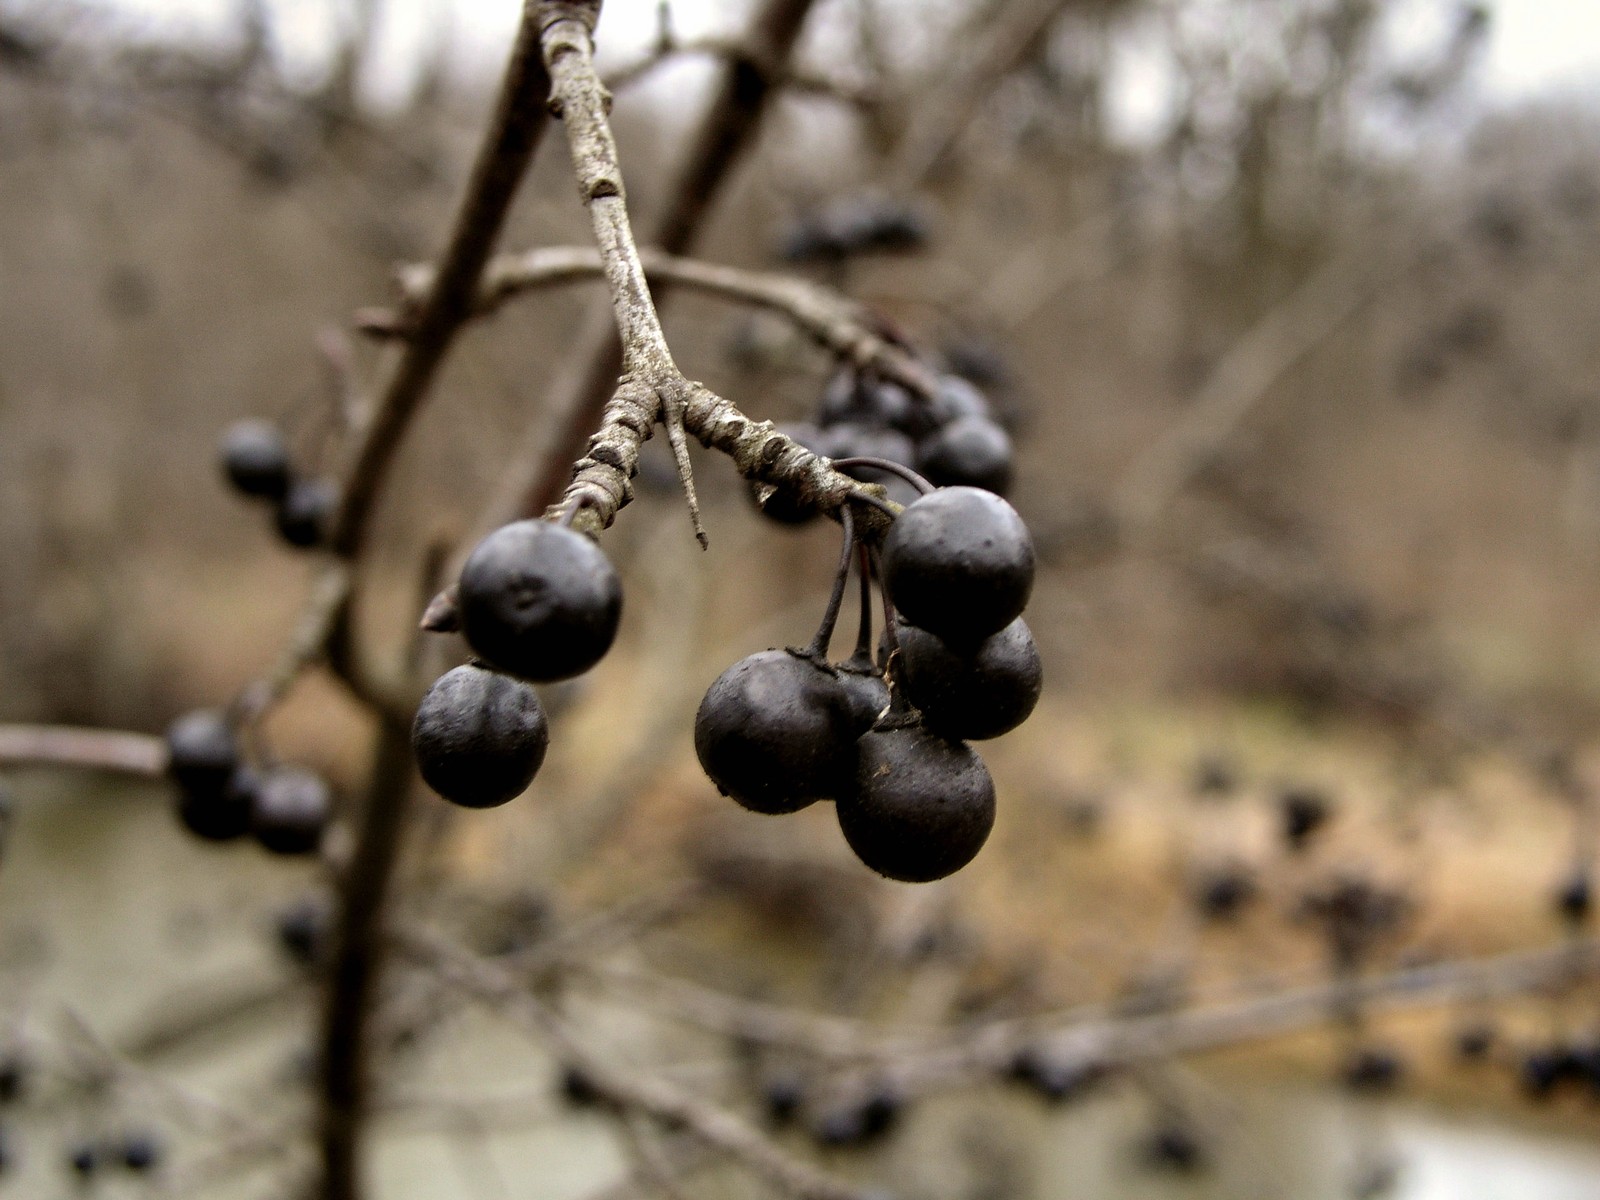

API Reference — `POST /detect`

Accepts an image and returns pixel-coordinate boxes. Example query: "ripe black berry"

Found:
[119,1131,161,1172]
[274,476,336,548]
[0,1053,26,1105]
[929,375,993,424]
[895,618,1041,740]
[1192,867,1256,921]
[458,520,622,682]
[695,651,862,814]
[1141,1124,1205,1174]
[412,663,549,808]
[1342,1047,1404,1093]
[881,487,1034,643]
[220,419,290,500]
[179,763,256,843]
[1007,1047,1102,1104]
[1281,786,1332,851]
[165,709,238,799]
[836,659,890,732]
[836,723,995,882]
[1453,1022,1495,1062]
[274,895,329,966]
[821,424,919,502]
[916,415,1014,495]
[250,767,331,855]
[762,1072,805,1126]
[819,373,917,432]
[1555,867,1591,924]
[68,1140,98,1178]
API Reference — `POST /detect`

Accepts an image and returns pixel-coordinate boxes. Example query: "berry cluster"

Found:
[410,517,621,808]
[697,484,1041,883]
[219,419,336,549]
[163,709,330,855]
[778,193,930,264]
[756,363,1013,524]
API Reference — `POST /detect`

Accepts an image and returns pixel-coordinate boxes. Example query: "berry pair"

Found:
[219,419,335,549]
[164,709,330,855]
[411,518,622,809]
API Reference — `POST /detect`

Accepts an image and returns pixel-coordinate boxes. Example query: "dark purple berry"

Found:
[165,710,251,840]
[68,1140,98,1178]
[274,476,336,548]
[895,618,1041,740]
[929,375,994,424]
[820,376,918,433]
[881,487,1035,643]
[917,415,1014,495]
[694,651,859,814]
[220,420,291,501]
[0,1053,26,1105]
[836,723,995,882]
[1193,867,1256,921]
[836,660,890,733]
[250,767,331,856]
[1556,868,1591,924]
[458,520,622,683]
[1342,1047,1404,1093]
[412,663,549,809]
[762,1073,805,1126]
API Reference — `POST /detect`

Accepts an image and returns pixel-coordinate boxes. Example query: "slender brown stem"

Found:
[0,725,165,776]
[805,504,855,658]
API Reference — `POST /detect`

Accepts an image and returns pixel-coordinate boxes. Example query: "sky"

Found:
[35,0,1600,124]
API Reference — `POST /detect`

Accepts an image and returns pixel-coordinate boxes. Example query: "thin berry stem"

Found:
[850,541,874,665]
[829,457,934,495]
[805,505,855,659]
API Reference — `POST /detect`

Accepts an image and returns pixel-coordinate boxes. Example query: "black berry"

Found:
[165,710,251,840]
[929,374,993,424]
[836,723,995,882]
[1280,786,1333,851]
[457,520,622,683]
[881,487,1034,643]
[250,767,331,855]
[762,1072,805,1126]
[274,895,329,966]
[836,659,890,732]
[220,419,290,501]
[895,617,1041,740]
[694,651,861,814]
[1342,1047,1404,1093]
[274,476,336,548]
[179,762,256,843]
[68,1140,98,1178]
[1453,1022,1495,1062]
[1556,867,1591,924]
[119,1131,161,1172]
[1141,1124,1206,1174]
[916,415,1014,495]
[1007,1047,1102,1104]
[1192,867,1256,922]
[412,663,549,809]
[0,1053,26,1105]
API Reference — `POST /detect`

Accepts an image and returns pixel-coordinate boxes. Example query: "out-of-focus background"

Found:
[8,0,1600,1197]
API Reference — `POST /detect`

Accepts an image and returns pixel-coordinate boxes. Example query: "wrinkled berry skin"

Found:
[881,487,1034,643]
[251,767,331,855]
[458,521,622,683]
[917,415,1014,496]
[837,723,995,882]
[694,651,859,814]
[896,618,1041,740]
[220,420,291,500]
[275,477,336,548]
[412,663,549,809]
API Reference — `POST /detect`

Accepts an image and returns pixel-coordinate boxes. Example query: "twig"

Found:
[1113,254,1378,538]
[604,33,875,109]
[371,245,941,401]
[0,725,165,776]
[401,928,888,1200]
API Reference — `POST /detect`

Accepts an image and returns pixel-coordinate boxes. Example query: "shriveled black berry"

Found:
[179,763,256,843]
[274,476,336,548]
[895,618,1041,740]
[694,651,859,814]
[1556,867,1591,924]
[1342,1047,1404,1093]
[250,767,331,856]
[119,1131,161,1172]
[837,723,995,882]
[220,419,290,501]
[916,415,1014,495]
[274,895,329,967]
[1281,786,1333,851]
[881,487,1034,643]
[412,663,549,809]
[458,520,622,683]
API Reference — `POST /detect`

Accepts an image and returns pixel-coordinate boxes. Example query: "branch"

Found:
[400,929,887,1200]
[1113,253,1379,539]
[604,34,875,109]
[0,725,165,776]
[365,246,940,399]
